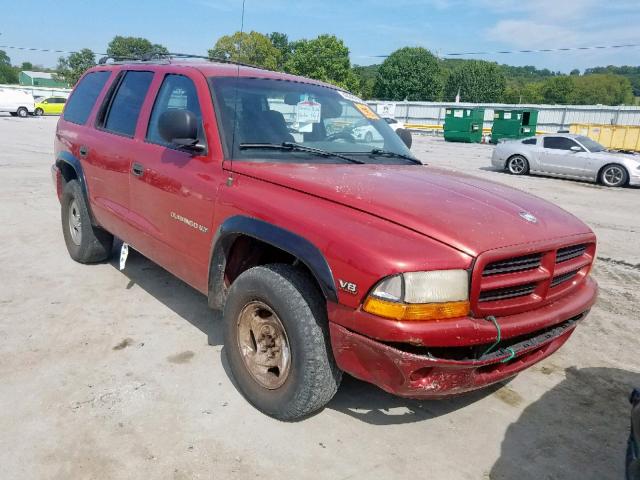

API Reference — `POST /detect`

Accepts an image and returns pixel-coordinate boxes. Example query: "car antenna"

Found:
[227,0,246,186]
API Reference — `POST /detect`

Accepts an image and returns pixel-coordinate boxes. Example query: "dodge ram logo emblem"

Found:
[519,211,537,223]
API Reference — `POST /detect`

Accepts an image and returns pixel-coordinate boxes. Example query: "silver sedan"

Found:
[491,133,640,187]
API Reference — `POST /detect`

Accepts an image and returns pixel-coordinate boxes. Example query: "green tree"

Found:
[21,62,34,71]
[55,48,96,86]
[107,35,169,59]
[284,34,358,91]
[504,82,544,104]
[209,31,280,70]
[444,60,506,102]
[0,50,10,66]
[374,47,443,101]
[569,74,633,105]
[570,68,580,76]
[268,32,291,70]
[540,76,575,104]
[0,50,18,84]
[352,64,379,99]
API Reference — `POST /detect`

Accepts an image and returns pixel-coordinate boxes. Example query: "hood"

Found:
[232,162,592,257]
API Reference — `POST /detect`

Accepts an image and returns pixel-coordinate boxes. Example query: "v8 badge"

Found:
[338,279,358,294]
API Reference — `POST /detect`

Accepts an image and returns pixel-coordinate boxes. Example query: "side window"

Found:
[522,138,536,145]
[63,71,110,125]
[103,71,154,137]
[544,137,578,150]
[147,74,204,147]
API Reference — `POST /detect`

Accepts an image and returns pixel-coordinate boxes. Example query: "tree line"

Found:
[0,33,636,106]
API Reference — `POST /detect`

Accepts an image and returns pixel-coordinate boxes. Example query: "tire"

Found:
[16,107,28,118]
[223,264,342,420]
[599,164,628,187]
[34,108,44,116]
[364,131,373,143]
[506,155,529,175]
[396,128,412,149]
[61,180,113,263]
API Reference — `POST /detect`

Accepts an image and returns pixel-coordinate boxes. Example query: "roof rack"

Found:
[97,52,258,69]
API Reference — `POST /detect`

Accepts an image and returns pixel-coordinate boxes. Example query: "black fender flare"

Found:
[208,215,337,309]
[55,151,97,223]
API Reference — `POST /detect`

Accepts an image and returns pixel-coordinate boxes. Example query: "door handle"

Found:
[79,145,88,158]
[131,162,144,177]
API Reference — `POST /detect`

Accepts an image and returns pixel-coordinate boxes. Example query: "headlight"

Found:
[362,270,470,321]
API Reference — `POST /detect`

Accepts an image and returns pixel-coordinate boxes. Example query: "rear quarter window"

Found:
[522,138,536,145]
[63,71,111,125]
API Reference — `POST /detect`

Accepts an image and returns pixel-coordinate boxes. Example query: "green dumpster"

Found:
[443,107,485,143]
[490,109,538,143]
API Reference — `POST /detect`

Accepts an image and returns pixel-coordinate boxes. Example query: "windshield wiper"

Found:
[369,148,422,165]
[239,142,365,164]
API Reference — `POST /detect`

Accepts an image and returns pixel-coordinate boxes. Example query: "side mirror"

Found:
[570,145,582,153]
[396,128,412,149]
[158,110,204,152]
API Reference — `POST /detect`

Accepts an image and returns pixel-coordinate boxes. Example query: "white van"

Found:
[0,88,35,117]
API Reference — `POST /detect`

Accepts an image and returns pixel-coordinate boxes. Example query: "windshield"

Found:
[209,77,415,164]
[576,135,606,152]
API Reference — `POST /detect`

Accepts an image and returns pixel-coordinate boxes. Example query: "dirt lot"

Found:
[1,115,639,480]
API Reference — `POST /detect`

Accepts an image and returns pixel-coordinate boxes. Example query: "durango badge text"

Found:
[170,212,209,233]
[51,58,597,420]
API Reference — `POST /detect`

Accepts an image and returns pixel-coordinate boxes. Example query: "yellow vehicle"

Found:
[34,96,66,116]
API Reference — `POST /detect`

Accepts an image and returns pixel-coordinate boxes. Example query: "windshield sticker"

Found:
[337,90,364,103]
[296,100,322,124]
[354,103,379,120]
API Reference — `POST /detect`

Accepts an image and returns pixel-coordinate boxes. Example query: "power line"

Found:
[0,44,107,56]
[370,43,640,58]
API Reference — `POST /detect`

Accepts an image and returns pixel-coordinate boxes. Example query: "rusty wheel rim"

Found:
[68,199,82,246]
[236,301,291,390]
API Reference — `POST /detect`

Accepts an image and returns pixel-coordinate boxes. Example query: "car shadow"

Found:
[490,366,640,480]
[325,374,501,426]
[108,240,223,347]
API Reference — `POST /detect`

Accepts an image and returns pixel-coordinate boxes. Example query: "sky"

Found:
[1,0,639,72]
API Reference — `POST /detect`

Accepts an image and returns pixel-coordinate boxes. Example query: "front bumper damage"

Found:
[329,277,597,398]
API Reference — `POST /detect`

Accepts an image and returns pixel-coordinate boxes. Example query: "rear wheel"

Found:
[223,264,341,420]
[34,108,44,116]
[507,155,529,175]
[16,107,28,118]
[61,180,113,263]
[599,164,628,187]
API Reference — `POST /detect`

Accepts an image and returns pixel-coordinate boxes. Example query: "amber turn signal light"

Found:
[363,297,470,321]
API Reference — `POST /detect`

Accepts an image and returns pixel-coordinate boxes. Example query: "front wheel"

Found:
[34,108,44,116]
[61,180,114,263]
[599,164,628,187]
[506,155,529,175]
[16,107,28,118]
[223,264,341,420]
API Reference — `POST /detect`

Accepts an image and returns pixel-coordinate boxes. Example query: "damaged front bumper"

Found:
[329,277,597,398]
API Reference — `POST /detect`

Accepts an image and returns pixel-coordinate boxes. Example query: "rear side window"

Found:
[103,71,154,137]
[63,71,110,125]
[522,138,536,145]
[544,137,578,150]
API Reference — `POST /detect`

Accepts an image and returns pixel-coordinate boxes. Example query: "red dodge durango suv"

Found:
[52,59,598,419]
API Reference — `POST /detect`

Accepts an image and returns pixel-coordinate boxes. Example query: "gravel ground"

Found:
[1,116,638,480]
